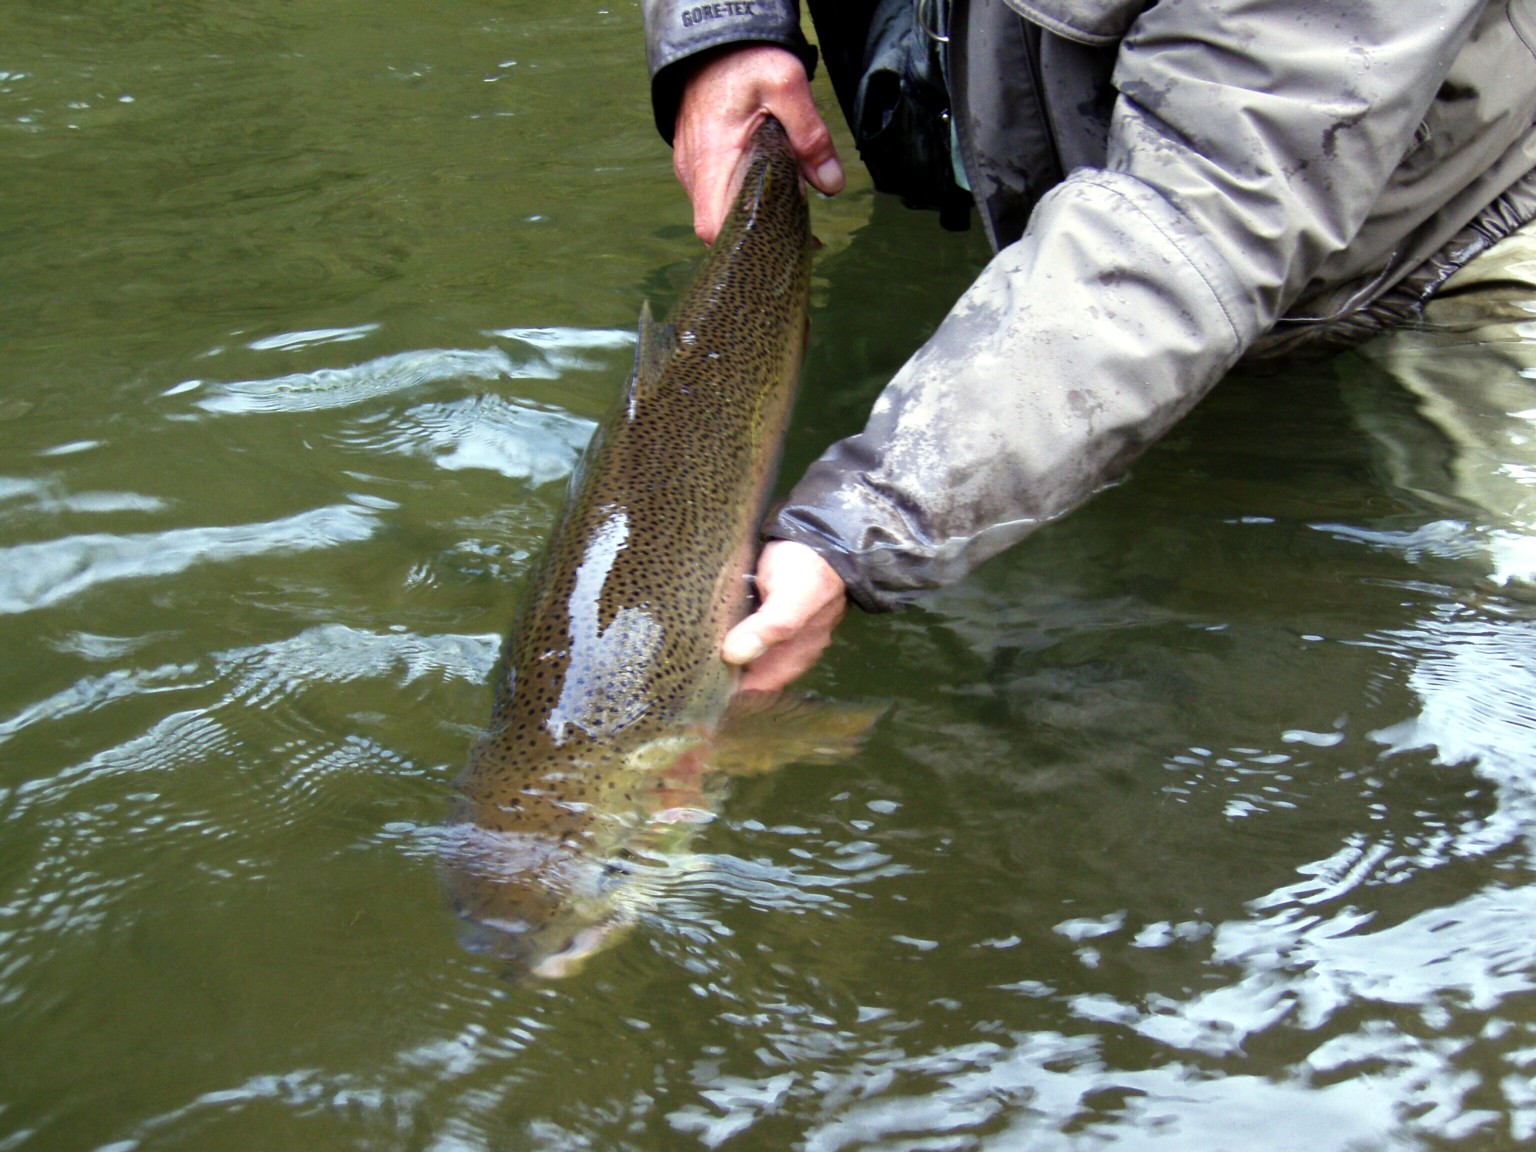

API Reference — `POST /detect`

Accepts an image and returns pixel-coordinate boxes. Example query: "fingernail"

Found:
[723,634,767,665]
[813,158,844,193]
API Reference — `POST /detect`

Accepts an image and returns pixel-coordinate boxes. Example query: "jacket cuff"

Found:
[643,0,817,143]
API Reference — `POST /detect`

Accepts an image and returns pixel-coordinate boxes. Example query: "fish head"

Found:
[441,816,645,981]
[446,694,718,979]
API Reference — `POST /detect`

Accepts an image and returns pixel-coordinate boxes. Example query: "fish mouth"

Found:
[526,922,624,980]
[455,908,632,982]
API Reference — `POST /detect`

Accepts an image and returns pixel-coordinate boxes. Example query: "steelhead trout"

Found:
[445,118,816,977]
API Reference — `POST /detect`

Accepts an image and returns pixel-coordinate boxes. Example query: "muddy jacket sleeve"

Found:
[642,0,817,142]
[767,0,1496,611]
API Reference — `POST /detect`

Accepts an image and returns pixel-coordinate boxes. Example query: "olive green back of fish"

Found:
[458,118,812,822]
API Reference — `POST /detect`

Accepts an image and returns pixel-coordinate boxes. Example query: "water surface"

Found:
[4,3,1536,1149]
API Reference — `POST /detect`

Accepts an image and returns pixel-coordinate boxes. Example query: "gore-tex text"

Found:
[680,3,756,28]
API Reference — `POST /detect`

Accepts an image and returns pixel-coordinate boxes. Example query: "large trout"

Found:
[445,118,816,977]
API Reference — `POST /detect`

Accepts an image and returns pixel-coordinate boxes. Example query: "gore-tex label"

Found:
[680,3,757,28]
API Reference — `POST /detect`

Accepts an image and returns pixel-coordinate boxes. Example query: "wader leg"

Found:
[1349,224,1536,589]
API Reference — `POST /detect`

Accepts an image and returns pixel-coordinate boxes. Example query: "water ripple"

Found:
[1212,882,1536,1025]
[5,625,495,832]
[12,707,228,813]
[0,661,204,746]
[0,503,377,615]
[1368,610,1536,858]
[492,325,635,372]
[0,476,168,520]
[790,1033,1468,1150]
[185,347,538,415]
[1316,517,1536,588]
[212,624,497,707]
[338,393,593,485]
[246,323,380,352]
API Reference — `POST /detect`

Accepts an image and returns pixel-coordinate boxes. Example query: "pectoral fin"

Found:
[709,691,887,776]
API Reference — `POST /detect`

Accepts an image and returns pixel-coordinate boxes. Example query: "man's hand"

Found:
[724,540,847,692]
[675,44,844,244]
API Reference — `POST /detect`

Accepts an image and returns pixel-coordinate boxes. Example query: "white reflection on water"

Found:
[2,624,497,818]
[246,323,381,352]
[337,393,594,486]
[182,329,634,417]
[1372,611,1536,817]
[619,573,1536,1148]
[214,623,497,707]
[0,476,169,519]
[0,503,377,615]
[186,348,535,415]
[492,325,636,369]
[798,1036,1468,1151]
[0,660,202,746]
[1317,518,1515,577]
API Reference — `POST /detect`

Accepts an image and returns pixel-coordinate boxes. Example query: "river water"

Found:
[5,2,1536,1149]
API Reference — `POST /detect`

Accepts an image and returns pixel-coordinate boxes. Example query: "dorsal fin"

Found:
[626,301,676,416]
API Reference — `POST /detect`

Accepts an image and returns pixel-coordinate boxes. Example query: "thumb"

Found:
[723,596,803,665]
[777,104,844,197]
[721,541,844,668]
[721,623,769,666]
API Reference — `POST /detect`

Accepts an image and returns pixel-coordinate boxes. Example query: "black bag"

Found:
[852,0,971,230]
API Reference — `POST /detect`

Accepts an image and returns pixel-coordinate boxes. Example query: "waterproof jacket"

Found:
[644,0,1536,610]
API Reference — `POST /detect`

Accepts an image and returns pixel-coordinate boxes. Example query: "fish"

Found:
[443,117,840,979]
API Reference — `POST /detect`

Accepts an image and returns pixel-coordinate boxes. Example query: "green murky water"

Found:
[5,3,1536,1148]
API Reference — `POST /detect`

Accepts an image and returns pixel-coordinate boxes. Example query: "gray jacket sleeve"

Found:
[768,0,1492,611]
[642,0,817,143]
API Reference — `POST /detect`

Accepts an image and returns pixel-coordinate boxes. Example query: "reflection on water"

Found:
[4,1,1536,1150]
[0,503,379,615]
